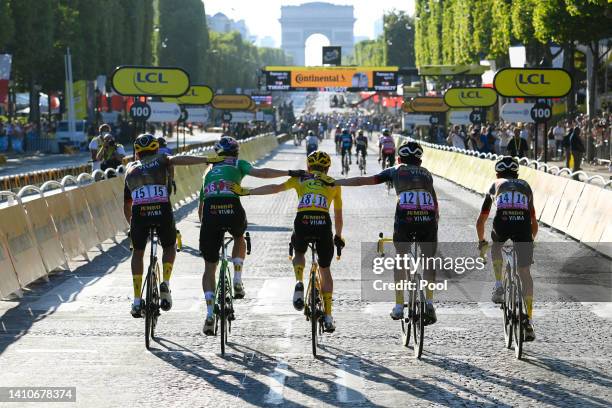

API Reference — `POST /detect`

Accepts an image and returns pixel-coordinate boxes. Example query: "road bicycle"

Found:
[214,231,251,355]
[377,232,426,359]
[341,149,350,176]
[357,150,367,175]
[290,239,342,357]
[380,155,394,193]
[501,243,528,359]
[142,227,161,350]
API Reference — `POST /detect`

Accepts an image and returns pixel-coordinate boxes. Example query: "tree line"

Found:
[414,0,612,113]
[0,0,291,121]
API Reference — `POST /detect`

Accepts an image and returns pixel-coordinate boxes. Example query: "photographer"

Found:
[97,133,126,172]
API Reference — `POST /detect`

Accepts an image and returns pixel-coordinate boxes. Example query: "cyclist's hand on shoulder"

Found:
[288,169,307,178]
[206,154,225,163]
[334,235,345,249]
[315,173,336,186]
[478,239,489,259]
[230,183,250,196]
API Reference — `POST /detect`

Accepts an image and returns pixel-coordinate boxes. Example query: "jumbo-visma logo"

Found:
[493,68,572,98]
[111,66,190,97]
[444,87,497,108]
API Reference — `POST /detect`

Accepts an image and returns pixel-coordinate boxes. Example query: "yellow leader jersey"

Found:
[283,175,342,213]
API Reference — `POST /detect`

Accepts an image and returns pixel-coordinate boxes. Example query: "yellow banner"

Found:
[162,85,214,105]
[111,66,190,97]
[211,95,252,110]
[443,87,498,108]
[493,68,572,98]
[410,97,449,113]
[73,80,88,120]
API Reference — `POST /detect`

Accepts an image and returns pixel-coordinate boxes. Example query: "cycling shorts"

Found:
[130,203,176,250]
[393,221,438,260]
[200,197,247,263]
[382,152,395,167]
[291,211,334,268]
[356,145,367,155]
[491,226,533,267]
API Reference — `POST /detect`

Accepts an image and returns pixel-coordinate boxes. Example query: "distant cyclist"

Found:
[305,130,319,156]
[476,156,538,341]
[334,125,343,153]
[340,128,353,167]
[124,134,218,318]
[333,141,439,325]
[355,129,368,166]
[157,137,172,155]
[378,128,396,169]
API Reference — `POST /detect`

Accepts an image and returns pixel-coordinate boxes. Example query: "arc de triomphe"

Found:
[280,2,355,66]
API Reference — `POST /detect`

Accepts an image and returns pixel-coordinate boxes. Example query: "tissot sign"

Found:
[443,87,498,108]
[493,68,572,98]
[111,66,190,97]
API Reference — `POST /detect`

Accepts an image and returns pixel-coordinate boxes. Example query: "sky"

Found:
[204,0,415,47]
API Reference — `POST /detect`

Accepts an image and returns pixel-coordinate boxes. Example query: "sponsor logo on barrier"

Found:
[501,103,535,123]
[212,95,253,110]
[111,66,190,97]
[443,87,498,108]
[409,97,449,113]
[493,68,572,98]
[162,85,214,105]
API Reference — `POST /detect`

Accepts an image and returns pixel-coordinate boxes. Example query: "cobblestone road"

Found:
[0,139,610,407]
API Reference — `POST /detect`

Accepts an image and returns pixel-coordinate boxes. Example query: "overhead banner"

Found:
[444,87,498,108]
[322,46,341,66]
[264,66,398,92]
[493,68,572,98]
[410,97,449,113]
[449,110,471,125]
[162,85,214,105]
[110,66,190,97]
[185,108,209,123]
[500,103,535,123]
[404,114,432,126]
[147,102,181,122]
[418,65,489,76]
[211,95,252,110]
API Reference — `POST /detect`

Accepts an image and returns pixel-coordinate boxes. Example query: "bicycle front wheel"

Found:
[144,265,155,350]
[412,280,425,359]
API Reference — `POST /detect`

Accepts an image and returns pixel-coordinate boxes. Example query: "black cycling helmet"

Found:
[397,141,423,165]
[382,128,391,136]
[308,130,314,136]
[495,156,519,177]
[134,133,159,154]
[336,124,341,129]
[214,136,239,156]
[157,136,167,147]
[358,129,364,136]
[341,128,349,134]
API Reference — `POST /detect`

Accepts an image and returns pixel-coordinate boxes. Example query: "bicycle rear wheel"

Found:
[412,275,425,359]
[401,304,411,347]
[513,282,524,359]
[144,264,157,350]
[310,272,318,357]
[220,266,227,355]
[503,274,513,349]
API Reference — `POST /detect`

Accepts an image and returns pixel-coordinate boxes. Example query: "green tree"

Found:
[0,0,14,51]
[349,38,385,66]
[383,10,415,67]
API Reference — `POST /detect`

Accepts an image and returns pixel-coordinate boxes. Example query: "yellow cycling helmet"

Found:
[307,150,331,168]
[134,133,159,153]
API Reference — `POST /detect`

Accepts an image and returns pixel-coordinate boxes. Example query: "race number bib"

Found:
[496,191,529,210]
[398,190,435,211]
[298,193,329,210]
[203,180,231,196]
[131,185,169,205]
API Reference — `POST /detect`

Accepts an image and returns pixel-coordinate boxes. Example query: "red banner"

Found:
[0,79,8,105]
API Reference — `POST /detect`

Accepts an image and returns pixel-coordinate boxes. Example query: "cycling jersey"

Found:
[283,174,342,213]
[305,135,319,148]
[124,153,175,250]
[379,135,396,155]
[481,178,535,266]
[355,136,368,147]
[340,134,353,148]
[200,157,252,200]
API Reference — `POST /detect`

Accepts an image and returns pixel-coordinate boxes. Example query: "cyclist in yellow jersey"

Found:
[232,151,345,332]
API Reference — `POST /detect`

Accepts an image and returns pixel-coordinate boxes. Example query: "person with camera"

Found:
[97,133,126,171]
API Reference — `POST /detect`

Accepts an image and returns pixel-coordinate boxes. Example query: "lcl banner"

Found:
[443,87,498,108]
[493,68,572,98]
[111,66,190,97]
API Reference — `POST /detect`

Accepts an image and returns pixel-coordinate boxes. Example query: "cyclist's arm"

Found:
[198,186,204,222]
[123,183,132,224]
[249,167,296,178]
[169,155,214,166]
[335,175,380,186]
[476,195,492,241]
[248,182,287,195]
[529,192,538,239]
[333,187,343,236]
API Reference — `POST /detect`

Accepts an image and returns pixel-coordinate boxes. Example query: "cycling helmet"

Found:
[358,129,364,135]
[134,133,159,153]
[336,124,341,129]
[382,128,391,136]
[307,151,332,169]
[157,136,167,147]
[308,130,315,136]
[214,136,239,156]
[398,141,423,161]
[341,128,349,135]
[495,156,519,174]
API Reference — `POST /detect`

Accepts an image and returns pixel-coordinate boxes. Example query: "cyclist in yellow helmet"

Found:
[232,151,344,332]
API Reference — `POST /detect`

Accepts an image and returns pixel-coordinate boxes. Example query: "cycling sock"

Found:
[133,274,143,299]
[493,259,503,283]
[162,262,173,283]
[322,292,333,316]
[293,264,304,282]
[233,258,243,283]
[395,290,404,305]
[425,287,434,301]
[204,291,214,318]
[525,295,533,320]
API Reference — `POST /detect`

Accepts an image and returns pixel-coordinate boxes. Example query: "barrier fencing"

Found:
[394,136,612,259]
[0,133,281,298]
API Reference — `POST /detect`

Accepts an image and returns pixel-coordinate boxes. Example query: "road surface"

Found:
[0,138,610,407]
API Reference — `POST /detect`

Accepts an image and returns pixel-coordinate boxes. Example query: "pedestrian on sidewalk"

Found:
[563,125,586,180]
[507,127,529,158]
[89,124,111,171]
[553,121,565,160]
[97,133,125,172]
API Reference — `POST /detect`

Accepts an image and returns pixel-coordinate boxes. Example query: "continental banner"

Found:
[264,66,398,92]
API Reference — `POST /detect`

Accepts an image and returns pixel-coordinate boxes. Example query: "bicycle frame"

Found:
[501,243,526,359]
[142,227,161,350]
[303,242,324,357]
[214,235,235,355]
